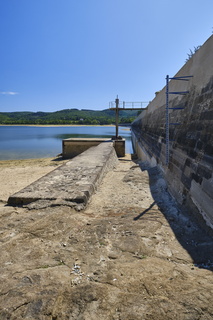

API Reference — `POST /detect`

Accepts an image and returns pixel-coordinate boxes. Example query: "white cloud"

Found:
[0,91,19,95]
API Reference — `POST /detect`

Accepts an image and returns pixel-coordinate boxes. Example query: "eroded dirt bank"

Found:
[0,155,213,320]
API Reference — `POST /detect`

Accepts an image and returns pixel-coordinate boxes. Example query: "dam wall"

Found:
[132,35,213,230]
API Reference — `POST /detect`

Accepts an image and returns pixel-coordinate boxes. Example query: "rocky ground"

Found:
[0,155,213,320]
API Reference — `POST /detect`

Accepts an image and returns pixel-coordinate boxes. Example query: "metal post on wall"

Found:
[165,74,193,166]
[166,75,170,165]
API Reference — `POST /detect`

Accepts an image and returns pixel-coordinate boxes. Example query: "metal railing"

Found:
[109,101,149,109]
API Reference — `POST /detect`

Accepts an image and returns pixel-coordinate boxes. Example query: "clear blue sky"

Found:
[0,0,212,112]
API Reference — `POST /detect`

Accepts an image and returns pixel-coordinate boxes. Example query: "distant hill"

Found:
[0,108,140,125]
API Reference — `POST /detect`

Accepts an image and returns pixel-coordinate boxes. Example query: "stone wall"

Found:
[132,35,213,230]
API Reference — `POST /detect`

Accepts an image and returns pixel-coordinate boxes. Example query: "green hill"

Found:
[0,108,140,125]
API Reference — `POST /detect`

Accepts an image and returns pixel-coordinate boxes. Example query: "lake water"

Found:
[0,126,133,160]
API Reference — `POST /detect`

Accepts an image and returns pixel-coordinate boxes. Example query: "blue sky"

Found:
[0,0,213,112]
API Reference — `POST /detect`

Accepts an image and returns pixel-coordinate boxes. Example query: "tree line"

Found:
[0,108,140,125]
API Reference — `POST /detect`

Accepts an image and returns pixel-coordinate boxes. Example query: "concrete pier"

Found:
[62,137,125,158]
[8,142,118,210]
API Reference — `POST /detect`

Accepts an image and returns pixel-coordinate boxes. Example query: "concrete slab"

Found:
[8,142,118,210]
[62,137,125,158]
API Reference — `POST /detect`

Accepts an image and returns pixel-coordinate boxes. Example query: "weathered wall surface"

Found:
[132,35,213,230]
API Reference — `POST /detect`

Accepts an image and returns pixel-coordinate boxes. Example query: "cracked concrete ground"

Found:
[0,155,213,320]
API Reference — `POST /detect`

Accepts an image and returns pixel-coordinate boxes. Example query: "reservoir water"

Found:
[0,125,133,160]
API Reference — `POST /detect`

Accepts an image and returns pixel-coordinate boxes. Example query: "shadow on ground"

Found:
[134,161,213,271]
[133,201,157,221]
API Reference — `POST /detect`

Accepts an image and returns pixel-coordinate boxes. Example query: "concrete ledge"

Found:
[63,138,125,158]
[8,142,118,210]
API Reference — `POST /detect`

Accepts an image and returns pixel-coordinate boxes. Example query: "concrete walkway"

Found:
[8,142,118,210]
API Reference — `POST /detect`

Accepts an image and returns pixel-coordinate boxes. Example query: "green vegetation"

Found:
[0,108,140,125]
[185,45,201,62]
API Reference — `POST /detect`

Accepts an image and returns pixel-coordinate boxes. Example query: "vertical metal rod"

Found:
[166,75,169,165]
[115,95,119,139]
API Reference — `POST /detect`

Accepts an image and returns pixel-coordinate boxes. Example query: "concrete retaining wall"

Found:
[132,35,213,230]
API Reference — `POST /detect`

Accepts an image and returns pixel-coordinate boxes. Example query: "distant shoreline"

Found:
[0,124,131,128]
[0,124,115,127]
